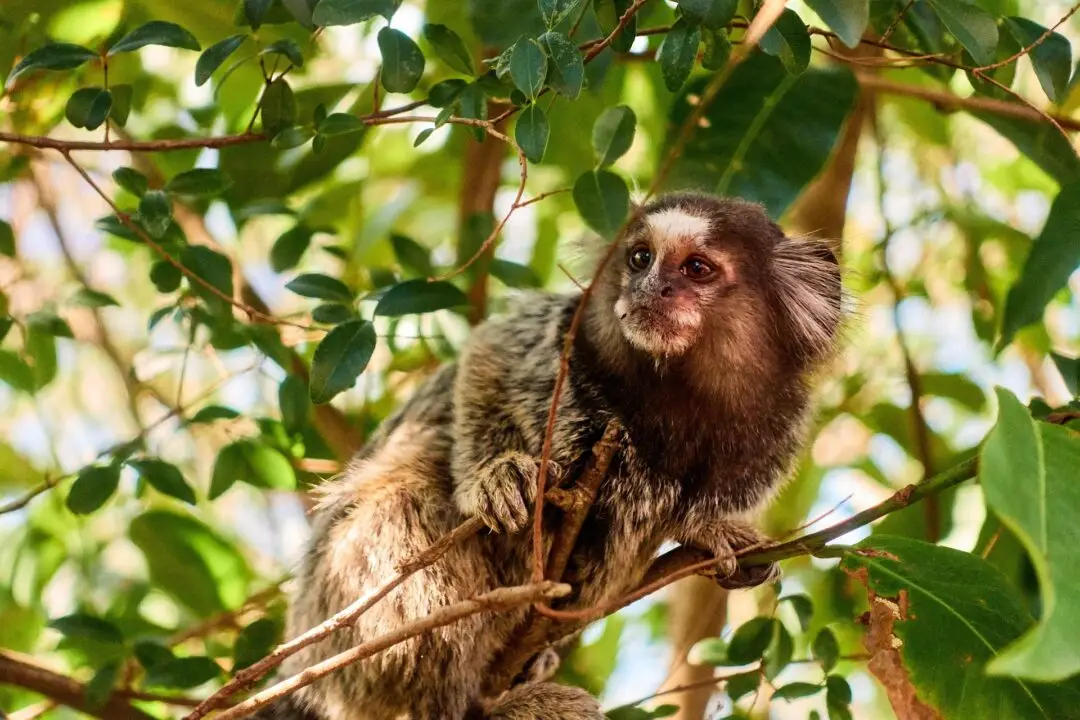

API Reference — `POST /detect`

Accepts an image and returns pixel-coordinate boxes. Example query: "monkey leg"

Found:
[485,681,605,720]
[676,519,781,590]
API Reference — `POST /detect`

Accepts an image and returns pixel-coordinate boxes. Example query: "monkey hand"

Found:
[459,451,562,534]
[688,521,781,590]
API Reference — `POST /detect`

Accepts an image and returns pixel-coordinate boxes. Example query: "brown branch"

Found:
[205,582,571,720]
[976,2,1080,72]
[0,477,56,515]
[583,0,650,63]
[0,131,265,152]
[879,0,917,44]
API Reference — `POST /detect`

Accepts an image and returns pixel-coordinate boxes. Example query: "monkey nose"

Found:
[660,285,674,298]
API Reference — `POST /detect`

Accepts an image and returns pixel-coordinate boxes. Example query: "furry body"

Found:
[262,194,841,720]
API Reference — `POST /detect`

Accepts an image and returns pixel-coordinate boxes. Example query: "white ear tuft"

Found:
[771,237,842,359]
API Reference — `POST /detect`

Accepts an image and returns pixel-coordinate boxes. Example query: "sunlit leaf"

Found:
[108,21,200,55]
[210,440,297,499]
[309,319,377,403]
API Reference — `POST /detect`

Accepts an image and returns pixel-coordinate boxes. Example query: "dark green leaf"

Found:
[150,261,183,293]
[189,405,240,424]
[210,440,297,499]
[726,617,775,664]
[137,191,173,239]
[272,125,315,149]
[489,259,541,288]
[538,31,583,99]
[112,167,148,197]
[134,642,175,671]
[128,459,196,505]
[980,388,1080,680]
[286,273,353,301]
[595,0,637,53]
[0,221,13,257]
[145,656,221,689]
[760,9,812,75]
[1005,17,1072,103]
[86,661,120,708]
[573,169,629,238]
[813,627,840,672]
[261,79,297,136]
[666,54,858,217]
[26,324,58,390]
[975,111,1080,186]
[423,24,474,75]
[279,375,310,434]
[165,168,231,197]
[1051,353,1079,396]
[805,0,868,48]
[71,288,120,308]
[95,215,141,243]
[196,35,247,86]
[271,225,314,272]
[391,234,434,277]
[318,113,364,136]
[772,682,823,701]
[373,279,468,316]
[27,310,73,338]
[1001,181,1080,347]
[516,104,550,163]
[725,671,760,700]
[237,200,295,222]
[109,21,201,55]
[66,88,113,131]
[780,594,813,632]
[309,319,377,403]
[0,319,12,343]
[657,19,701,91]
[312,0,397,25]
[539,0,584,28]
[110,84,133,127]
[49,613,123,644]
[245,0,275,29]
[262,39,305,69]
[378,28,426,94]
[763,618,794,679]
[0,351,34,394]
[180,246,234,308]
[826,675,851,705]
[925,0,998,66]
[9,43,98,82]
[919,372,987,411]
[312,302,357,324]
[592,105,636,168]
[675,0,736,29]
[701,28,732,70]
[510,39,547,100]
[282,0,316,28]
[428,79,468,107]
[233,618,279,671]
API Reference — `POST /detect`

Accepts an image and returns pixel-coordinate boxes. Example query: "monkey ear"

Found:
[771,236,842,358]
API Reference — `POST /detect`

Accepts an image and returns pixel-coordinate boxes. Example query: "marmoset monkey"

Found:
[259,192,842,720]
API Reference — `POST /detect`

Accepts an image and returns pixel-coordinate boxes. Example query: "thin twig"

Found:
[976,2,1080,72]
[880,0,916,44]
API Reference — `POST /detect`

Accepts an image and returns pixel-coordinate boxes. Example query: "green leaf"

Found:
[378,28,426,94]
[594,0,637,53]
[86,661,121,708]
[66,464,121,515]
[110,84,133,127]
[657,19,701,91]
[592,105,636,168]
[841,536,1080,718]
[573,169,629,238]
[134,641,175,671]
[180,246,234,309]
[189,405,241,424]
[510,38,547,100]
[690,637,727,665]
[309,319,377,403]
[1051,353,1079,396]
[780,593,814,632]
[129,509,251,617]
[108,21,201,55]
[312,302,357,324]
[1001,181,1080,347]
[196,34,247,87]
[137,191,173,239]
[805,0,868,48]
[27,310,73,338]
[772,682,823,701]
[145,656,221,689]
[924,0,998,66]
[539,0,584,28]
[261,79,297,136]
[9,43,98,82]
[272,125,315,149]
[489,259,541,288]
[0,350,37,393]
[70,288,120,308]
[112,167,148,197]
[1004,17,1072,104]
[826,674,852,705]
[312,0,397,25]
[538,31,583,99]
[318,113,364,136]
[391,234,434,277]
[279,375,310,434]
[282,0,316,27]
[165,168,231,197]
[150,261,182,293]
[516,104,550,163]
[373,279,468,316]
[726,617,775,664]
[919,372,987,411]
[245,0,275,29]
[286,273,353,302]
[812,627,840,672]
[128,459,196,505]
[210,440,297,499]
[233,618,279,671]
[271,225,314,272]
[66,88,113,131]
[262,39,305,70]
[49,613,123,644]
[725,671,760,700]
[675,0,736,29]
[666,54,858,217]
[423,24,474,75]
[701,27,732,70]
[760,9,812,75]
[980,388,1080,681]
[0,220,13,257]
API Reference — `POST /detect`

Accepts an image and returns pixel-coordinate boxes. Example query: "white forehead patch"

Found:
[645,208,711,250]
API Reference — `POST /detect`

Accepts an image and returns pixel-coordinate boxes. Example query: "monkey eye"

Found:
[680,256,714,280]
[629,246,652,271]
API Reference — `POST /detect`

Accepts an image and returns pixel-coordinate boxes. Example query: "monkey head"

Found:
[591,192,842,382]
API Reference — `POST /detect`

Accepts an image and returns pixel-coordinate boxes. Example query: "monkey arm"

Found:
[668,499,781,590]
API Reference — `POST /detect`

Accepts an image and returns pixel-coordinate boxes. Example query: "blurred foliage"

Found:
[0,0,1079,718]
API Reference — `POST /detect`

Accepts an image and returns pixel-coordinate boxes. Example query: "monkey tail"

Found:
[481,682,604,720]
